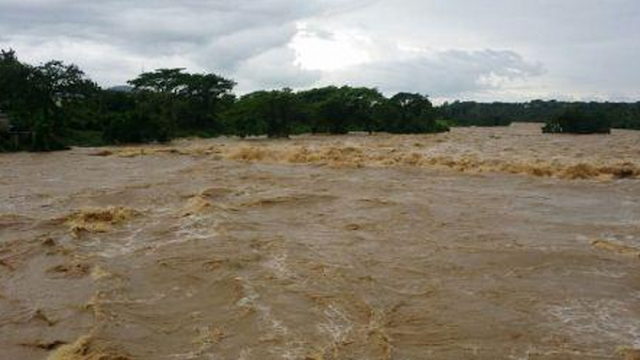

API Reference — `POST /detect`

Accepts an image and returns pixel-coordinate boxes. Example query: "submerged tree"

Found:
[543,107,611,134]
[222,89,301,138]
[127,68,235,135]
[316,86,384,134]
[438,101,515,127]
[377,92,448,134]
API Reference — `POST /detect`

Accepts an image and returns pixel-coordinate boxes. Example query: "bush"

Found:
[434,119,451,133]
[31,113,68,152]
[64,129,106,147]
[103,112,171,144]
[543,108,611,134]
[473,114,512,127]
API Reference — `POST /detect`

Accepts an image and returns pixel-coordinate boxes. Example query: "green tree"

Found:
[316,86,383,134]
[296,86,340,133]
[128,68,187,93]
[0,50,97,151]
[128,68,235,134]
[222,89,301,138]
[543,107,611,134]
[379,93,447,133]
[176,73,235,131]
[0,49,37,131]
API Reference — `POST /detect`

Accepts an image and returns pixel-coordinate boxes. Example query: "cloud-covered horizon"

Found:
[1,0,638,101]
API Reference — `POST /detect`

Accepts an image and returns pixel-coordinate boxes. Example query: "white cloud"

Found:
[0,0,638,101]
[234,46,322,93]
[319,48,544,97]
[291,23,373,71]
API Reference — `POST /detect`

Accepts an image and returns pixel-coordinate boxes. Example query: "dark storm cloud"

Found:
[0,1,352,57]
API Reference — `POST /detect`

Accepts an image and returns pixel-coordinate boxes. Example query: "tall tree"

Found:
[128,68,187,93]
[317,86,383,134]
[128,68,235,132]
[0,50,97,150]
[379,92,444,133]
[222,89,300,138]
[177,73,235,130]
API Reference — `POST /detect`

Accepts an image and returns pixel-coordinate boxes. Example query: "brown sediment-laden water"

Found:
[1,123,639,359]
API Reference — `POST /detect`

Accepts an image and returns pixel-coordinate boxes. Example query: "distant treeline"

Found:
[1,50,638,152]
[440,100,640,130]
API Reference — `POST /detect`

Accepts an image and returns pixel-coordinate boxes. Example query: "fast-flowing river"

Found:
[1,124,639,359]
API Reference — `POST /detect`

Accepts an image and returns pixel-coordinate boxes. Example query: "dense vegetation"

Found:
[441,100,640,131]
[1,50,639,151]
[0,51,449,151]
[543,107,612,134]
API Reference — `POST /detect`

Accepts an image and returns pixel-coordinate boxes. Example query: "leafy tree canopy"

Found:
[3,48,639,153]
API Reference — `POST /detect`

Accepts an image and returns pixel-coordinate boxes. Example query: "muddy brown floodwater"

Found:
[1,124,639,360]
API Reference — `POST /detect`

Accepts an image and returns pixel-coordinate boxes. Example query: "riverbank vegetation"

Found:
[1,50,639,152]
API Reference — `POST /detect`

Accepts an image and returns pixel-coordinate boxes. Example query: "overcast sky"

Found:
[1,0,638,102]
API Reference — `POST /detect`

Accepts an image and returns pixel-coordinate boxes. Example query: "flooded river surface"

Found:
[1,124,639,359]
